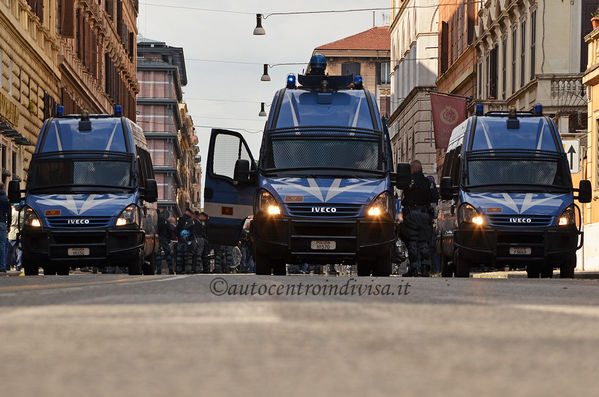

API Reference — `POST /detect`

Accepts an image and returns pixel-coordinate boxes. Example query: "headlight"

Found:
[458,203,484,226]
[368,192,392,218]
[558,205,581,229]
[116,204,139,227]
[23,207,41,228]
[255,190,280,216]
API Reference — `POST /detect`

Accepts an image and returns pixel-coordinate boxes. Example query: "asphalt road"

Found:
[0,274,598,397]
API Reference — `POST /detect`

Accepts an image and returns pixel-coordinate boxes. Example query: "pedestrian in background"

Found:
[8,201,23,271]
[0,183,11,273]
[400,160,439,277]
[155,210,175,274]
[175,209,195,274]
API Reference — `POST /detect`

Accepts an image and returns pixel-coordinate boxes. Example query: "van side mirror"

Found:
[395,163,411,190]
[234,159,252,184]
[144,179,158,203]
[8,180,21,204]
[440,177,455,200]
[578,180,592,203]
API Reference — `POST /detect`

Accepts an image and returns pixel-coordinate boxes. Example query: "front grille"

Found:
[487,214,553,228]
[292,222,356,237]
[286,203,362,217]
[51,233,106,245]
[47,216,113,229]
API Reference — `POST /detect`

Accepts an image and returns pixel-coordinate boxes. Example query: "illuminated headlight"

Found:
[116,204,138,227]
[458,203,484,226]
[256,190,281,216]
[368,192,392,218]
[23,207,42,228]
[558,205,581,229]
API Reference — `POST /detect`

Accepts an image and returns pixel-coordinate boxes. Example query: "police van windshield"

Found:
[28,159,133,193]
[41,119,127,153]
[275,91,375,130]
[466,158,571,191]
[471,118,558,151]
[263,138,384,175]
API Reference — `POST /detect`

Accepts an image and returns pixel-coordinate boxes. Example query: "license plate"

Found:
[509,247,531,256]
[68,248,90,256]
[311,240,336,251]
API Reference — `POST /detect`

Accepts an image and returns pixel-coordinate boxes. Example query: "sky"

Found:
[137,0,390,200]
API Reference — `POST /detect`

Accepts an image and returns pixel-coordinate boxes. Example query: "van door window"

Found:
[212,133,252,180]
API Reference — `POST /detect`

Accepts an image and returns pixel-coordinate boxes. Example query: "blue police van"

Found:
[437,105,591,278]
[8,106,159,276]
[204,70,410,276]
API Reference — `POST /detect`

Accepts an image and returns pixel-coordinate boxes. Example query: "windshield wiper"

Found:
[30,184,134,192]
[466,183,570,191]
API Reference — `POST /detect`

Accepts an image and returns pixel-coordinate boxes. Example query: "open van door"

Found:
[204,129,257,246]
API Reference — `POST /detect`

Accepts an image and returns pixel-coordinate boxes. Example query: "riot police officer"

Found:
[155,210,176,274]
[175,209,195,274]
[192,211,209,273]
[401,160,439,277]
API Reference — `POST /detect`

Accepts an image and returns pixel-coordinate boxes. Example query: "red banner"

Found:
[430,93,467,149]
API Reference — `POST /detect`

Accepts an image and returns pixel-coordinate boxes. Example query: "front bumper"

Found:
[454,226,581,266]
[252,215,395,264]
[21,228,144,266]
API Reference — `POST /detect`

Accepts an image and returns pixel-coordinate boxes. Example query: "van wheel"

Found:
[272,262,286,276]
[23,263,39,276]
[128,249,143,275]
[560,255,576,279]
[57,264,70,276]
[142,254,156,275]
[357,260,372,276]
[255,252,271,275]
[526,264,540,278]
[440,254,454,277]
[43,265,57,276]
[453,249,470,278]
[373,248,392,277]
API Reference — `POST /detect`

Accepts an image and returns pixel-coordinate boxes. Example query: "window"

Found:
[450,16,455,64]
[502,35,507,99]
[530,9,537,80]
[212,133,252,180]
[342,62,361,77]
[458,2,464,55]
[489,45,498,99]
[478,62,482,98]
[512,24,517,94]
[485,52,490,99]
[380,62,390,84]
[0,51,2,89]
[521,18,526,88]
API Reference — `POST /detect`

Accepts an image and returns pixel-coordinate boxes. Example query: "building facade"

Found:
[137,38,199,217]
[388,0,439,176]
[435,0,479,177]
[474,0,598,134]
[0,0,139,185]
[313,27,391,118]
[582,22,599,270]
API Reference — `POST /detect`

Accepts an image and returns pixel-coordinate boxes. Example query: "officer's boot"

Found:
[184,246,193,274]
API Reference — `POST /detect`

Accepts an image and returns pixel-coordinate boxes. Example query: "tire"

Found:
[440,254,454,277]
[540,264,554,279]
[23,263,39,276]
[453,249,470,278]
[357,261,372,277]
[373,248,392,277]
[128,248,143,275]
[255,251,271,275]
[142,253,156,275]
[43,265,57,276]
[272,261,286,276]
[56,264,70,276]
[559,255,576,279]
[526,264,540,278]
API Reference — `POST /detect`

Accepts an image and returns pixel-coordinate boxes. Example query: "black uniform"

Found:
[155,215,176,274]
[175,214,195,274]
[401,171,439,276]
[192,218,208,273]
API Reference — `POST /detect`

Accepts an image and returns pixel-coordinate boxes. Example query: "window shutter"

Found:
[61,0,75,37]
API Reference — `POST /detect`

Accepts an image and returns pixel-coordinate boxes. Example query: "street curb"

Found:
[473,271,599,279]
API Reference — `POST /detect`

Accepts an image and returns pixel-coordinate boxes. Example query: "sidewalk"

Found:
[473,270,599,279]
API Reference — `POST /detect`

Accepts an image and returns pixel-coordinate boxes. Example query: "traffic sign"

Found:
[562,140,580,174]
